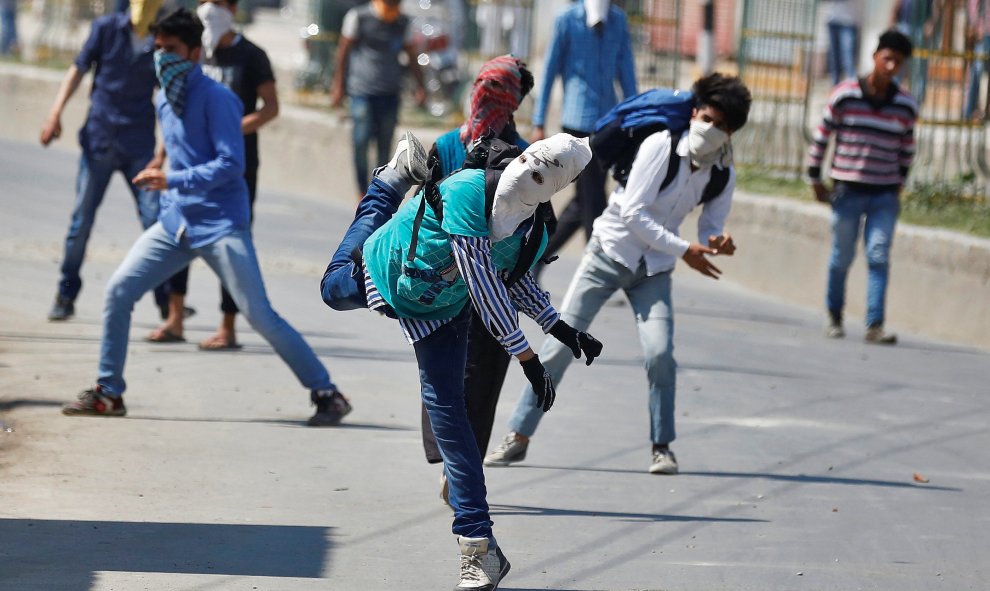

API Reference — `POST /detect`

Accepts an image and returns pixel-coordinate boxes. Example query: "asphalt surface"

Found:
[1,137,988,591]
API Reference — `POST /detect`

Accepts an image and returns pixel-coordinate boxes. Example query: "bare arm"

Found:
[330,36,354,108]
[40,65,85,146]
[241,80,279,135]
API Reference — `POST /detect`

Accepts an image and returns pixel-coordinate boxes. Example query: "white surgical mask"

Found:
[687,120,731,168]
[197,2,234,59]
[584,0,610,27]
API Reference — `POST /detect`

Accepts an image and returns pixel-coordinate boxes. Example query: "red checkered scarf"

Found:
[460,55,524,144]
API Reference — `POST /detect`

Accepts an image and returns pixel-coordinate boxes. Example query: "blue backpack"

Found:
[591,88,730,203]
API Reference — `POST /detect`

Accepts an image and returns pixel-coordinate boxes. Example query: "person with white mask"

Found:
[486,73,753,476]
[530,0,637,279]
[39,0,170,322]
[320,131,604,590]
[148,0,282,354]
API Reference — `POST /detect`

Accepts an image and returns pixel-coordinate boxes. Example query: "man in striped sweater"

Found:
[808,29,917,345]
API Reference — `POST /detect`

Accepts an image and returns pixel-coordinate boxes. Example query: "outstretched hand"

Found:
[707,233,736,256]
[681,243,722,280]
[520,355,556,412]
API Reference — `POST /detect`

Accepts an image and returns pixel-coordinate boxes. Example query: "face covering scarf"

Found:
[489,134,593,241]
[130,0,164,38]
[687,119,733,169]
[460,55,524,145]
[197,2,235,59]
[585,0,611,27]
[155,50,195,117]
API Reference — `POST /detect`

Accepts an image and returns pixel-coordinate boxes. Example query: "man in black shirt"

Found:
[148,0,280,351]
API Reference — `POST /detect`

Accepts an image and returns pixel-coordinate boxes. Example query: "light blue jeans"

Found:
[509,239,677,445]
[97,223,335,396]
[827,21,859,85]
[826,184,900,328]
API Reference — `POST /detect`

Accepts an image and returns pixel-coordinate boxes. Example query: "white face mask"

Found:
[687,119,731,167]
[197,2,234,59]
[584,0,610,27]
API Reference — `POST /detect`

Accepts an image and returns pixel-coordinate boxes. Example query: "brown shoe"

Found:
[865,325,897,345]
[63,387,127,417]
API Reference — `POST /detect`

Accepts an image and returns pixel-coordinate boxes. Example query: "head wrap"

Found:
[460,55,525,144]
[489,134,592,241]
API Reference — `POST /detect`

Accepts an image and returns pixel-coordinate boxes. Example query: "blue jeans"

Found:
[827,22,859,85]
[510,239,677,445]
[0,3,16,54]
[826,184,900,328]
[58,149,166,310]
[349,94,400,193]
[414,304,494,541]
[964,34,990,119]
[97,223,335,396]
[321,167,410,311]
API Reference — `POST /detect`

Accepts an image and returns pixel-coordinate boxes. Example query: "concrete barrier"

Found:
[2,63,988,350]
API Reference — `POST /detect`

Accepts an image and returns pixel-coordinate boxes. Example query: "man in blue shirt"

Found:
[62,9,348,428]
[530,0,637,274]
[40,0,171,321]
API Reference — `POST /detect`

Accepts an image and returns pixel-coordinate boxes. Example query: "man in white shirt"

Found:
[484,73,752,475]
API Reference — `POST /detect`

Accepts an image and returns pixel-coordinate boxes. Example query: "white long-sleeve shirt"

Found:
[592,130,735,275]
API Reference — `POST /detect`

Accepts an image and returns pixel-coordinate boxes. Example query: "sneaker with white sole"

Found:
[455,536,510,591]
[387,131,429,184]
[649,448,679,474]
[483,433,528,467]
[864,325,897,345]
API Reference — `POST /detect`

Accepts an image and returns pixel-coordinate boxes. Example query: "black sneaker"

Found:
[48,296,75,321]
[62,387,126,417]
[307,389,352,426]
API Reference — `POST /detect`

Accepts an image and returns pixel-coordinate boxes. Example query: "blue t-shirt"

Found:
[363,168,548,321]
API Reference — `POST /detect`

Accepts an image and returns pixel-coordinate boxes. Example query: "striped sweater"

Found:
[807,77,917,188]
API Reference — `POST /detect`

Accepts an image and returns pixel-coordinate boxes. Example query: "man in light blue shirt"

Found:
[531,0,637,271]
[62,9,348,428]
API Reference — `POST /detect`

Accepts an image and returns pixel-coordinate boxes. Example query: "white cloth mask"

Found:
[197,2,234,59]
[490,134,592,242]
[687,120,732,168]
[585,0,611,27]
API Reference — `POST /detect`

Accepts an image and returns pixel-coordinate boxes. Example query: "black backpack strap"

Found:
[700,165,731,204]
[658,132,682,193]
[405,153,443,264]
[504,202,553,286]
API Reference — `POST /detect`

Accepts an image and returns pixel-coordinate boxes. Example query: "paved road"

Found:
[0,138,988,590]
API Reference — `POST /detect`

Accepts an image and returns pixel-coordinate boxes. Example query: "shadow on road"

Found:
[0,518,331,588]
[490,504,767,524]
[125,415,414,431]
[0,399,62,412]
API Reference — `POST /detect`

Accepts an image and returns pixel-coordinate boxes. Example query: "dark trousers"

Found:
[166,166,257,314]
[540,127,608,261]
[421,309,512,462]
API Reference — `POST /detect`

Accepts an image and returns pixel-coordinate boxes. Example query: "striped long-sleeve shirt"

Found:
[807,77,917,188]
[365,234,559,355]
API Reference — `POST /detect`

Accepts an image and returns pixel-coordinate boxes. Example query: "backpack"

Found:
[591,88,730,204]
[406,135,555,288]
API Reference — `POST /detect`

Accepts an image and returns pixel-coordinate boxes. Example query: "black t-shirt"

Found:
[202,35,275,169]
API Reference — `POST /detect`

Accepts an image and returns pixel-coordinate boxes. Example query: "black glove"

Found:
[520,355,556,412]
[549,320,603,366]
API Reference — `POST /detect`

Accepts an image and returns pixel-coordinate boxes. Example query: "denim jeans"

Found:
[97,223,335,396]
[414,304,495,541]
[321,167,410,311]
[510,239,677,445]
[59,149,167,310]
[349,94,400,193]
[964,35,990,119]
[0,3,16,54]
[827,22,859,85]
[826,184,900,328]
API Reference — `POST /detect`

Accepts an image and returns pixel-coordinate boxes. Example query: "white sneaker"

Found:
[387,131,429,184]
[483,433,528,467]
[865,325,897,345]
[649,448,679,475]
[824,322,845,339]
[455,536,510,591]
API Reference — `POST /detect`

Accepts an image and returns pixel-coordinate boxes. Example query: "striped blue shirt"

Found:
[531,3,638,132]
[365,235,559,355]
